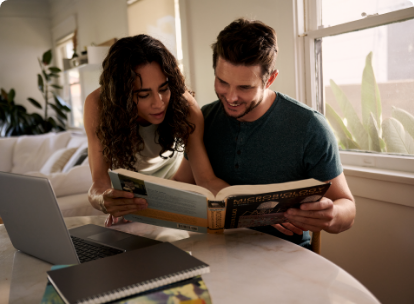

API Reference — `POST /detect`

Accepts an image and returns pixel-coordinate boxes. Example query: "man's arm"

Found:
[283,172,355,234]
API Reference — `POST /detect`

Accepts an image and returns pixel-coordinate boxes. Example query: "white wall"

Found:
[321,171,414,304]
[179,0,297,107]
[50,0,128,50]
[0,0,52,115]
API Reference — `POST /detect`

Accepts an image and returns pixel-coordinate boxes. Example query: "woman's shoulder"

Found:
[85,88,101,107]
[182,91,203,121]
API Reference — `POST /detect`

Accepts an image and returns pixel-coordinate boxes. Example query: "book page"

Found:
[110,171,209,232]
[114,169,214,199]
[215,178,325,201]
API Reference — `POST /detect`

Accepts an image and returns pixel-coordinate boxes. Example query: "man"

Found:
[174,18,355,248]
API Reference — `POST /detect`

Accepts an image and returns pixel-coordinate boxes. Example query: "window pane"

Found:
[69,83,84,128]
[322,0,413,28]
[321,18,414,157]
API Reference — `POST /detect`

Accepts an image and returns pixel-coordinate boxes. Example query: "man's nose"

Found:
[226,87,238,103]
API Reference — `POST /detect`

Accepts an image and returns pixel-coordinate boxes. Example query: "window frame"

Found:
[295,1,414,174]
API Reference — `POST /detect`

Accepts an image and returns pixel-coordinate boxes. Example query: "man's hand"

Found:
[100,189,148,218]
[272,222,304,236]
[283,197,336,232]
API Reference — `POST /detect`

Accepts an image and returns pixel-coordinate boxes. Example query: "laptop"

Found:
[0,171,161,265]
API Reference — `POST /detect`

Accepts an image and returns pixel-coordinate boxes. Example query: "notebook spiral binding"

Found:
[77,265,210,304]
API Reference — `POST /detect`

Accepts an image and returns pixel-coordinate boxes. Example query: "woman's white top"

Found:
[133,124,183,179]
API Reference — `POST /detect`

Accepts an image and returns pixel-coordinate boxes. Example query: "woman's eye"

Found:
[159,87,170,93]
[137,94,149,99]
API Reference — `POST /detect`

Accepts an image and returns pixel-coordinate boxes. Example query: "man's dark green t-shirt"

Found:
[201,92,343,246]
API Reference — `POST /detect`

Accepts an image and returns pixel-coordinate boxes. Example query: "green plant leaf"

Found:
[7,89,15,102]
[38,74,44,92]
[49,73,60,78]
[27,98,42,109]
[1,88,8,100]
[49,103,67,119]
[42,50,52,65]
[329,79,369,150]
[42,70,50,82]
[53,94,71,111]
[47,117,58,128]
[361,52,382,133]
[382,117,414,155]
[51,84,63,90]
[325,104,360,150]
[391,107,414,140]
[367,113,381,152]
[48,67,61,73]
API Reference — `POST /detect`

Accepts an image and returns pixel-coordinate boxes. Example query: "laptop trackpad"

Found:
[87,231,131,243]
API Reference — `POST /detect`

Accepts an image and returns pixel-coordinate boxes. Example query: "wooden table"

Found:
[0,215,380,304]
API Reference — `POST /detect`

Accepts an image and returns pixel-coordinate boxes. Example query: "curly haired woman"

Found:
[84,35,228,226]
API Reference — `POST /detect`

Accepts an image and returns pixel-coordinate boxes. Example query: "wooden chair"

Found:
[311,231,321,254]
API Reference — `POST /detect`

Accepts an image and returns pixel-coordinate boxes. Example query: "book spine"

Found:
[207,200,226,234]
[78,265,210,304]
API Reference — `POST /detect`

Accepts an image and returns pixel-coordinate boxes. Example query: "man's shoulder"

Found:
[276,92,326,123]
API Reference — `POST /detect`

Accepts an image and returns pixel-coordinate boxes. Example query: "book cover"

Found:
[224,183,331,229]
[47,243,210,304]
[41,274,211,304]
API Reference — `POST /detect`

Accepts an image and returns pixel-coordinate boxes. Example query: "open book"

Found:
[109,169,331,233]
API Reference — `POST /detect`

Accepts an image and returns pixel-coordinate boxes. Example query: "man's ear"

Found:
[265,70,279,89]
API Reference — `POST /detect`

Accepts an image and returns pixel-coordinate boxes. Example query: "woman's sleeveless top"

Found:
[133,124,183,179]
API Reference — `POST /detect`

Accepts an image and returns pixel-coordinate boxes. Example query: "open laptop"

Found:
[0,171,161,265]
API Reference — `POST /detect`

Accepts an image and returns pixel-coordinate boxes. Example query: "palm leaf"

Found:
[325,104,360,149]
[367,113,381,152]
[391,107,414,140]
[382,118,414,155]
[361,52,382,132]
[329,79,369,149]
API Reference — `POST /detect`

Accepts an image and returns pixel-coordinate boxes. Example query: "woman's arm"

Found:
[174,92,229,195]
[84,89,147,225]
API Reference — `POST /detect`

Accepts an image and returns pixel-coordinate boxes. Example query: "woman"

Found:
[84,35,228,226]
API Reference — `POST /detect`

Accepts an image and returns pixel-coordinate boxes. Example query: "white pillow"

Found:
[0,137,18,172]
[62,143,88,173]
[25,165,92,197]
[40,147,78,174]
[11,132,71,174]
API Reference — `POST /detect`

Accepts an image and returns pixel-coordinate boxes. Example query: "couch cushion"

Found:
[62,142,88,173]
[25,164,92,198]
[40,147,77,174]
[11,132,71,174]
[0,137,18,172]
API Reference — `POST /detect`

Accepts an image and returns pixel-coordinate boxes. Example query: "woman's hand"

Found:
[98,188,148,218]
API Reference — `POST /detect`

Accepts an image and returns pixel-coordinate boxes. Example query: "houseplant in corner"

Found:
[0,50,71,137]
[27,49,72,134]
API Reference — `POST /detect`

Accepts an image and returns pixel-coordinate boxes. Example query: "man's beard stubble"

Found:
[217,91,264,120]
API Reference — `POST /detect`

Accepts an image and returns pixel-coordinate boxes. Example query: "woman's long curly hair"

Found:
[97,35,194,171]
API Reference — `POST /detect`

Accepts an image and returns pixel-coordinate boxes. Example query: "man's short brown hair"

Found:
[212,18,278,84]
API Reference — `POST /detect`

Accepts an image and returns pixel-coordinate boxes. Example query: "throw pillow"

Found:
[11,132,71,174]
[40,147,77,174]
[62,143,88,173]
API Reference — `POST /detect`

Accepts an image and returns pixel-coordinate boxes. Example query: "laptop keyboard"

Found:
[71,236,124,263]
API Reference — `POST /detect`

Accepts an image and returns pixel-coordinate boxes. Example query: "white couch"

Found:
[0,131,101,217]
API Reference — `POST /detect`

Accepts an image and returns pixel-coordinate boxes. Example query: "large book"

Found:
[109,169,331,233]
[46,242,210,304]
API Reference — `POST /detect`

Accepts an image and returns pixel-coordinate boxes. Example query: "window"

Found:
[298,0,414,173]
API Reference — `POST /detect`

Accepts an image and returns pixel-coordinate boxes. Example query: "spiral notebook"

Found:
[47,242,210,304]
